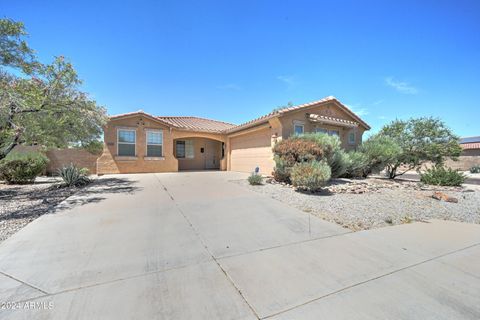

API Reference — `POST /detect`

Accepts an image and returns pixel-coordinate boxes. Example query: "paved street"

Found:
[1,172,479,319]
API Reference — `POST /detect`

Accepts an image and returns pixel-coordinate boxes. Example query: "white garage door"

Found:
[230,127,274,175]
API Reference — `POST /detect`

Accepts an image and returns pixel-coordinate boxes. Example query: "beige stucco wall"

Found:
[278,101,366,150]
[97,115,227,174]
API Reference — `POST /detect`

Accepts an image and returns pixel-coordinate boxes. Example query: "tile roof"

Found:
[109,96,371,134]
[461,143,480,150]
[225,96,371,133]
[308,113,359,127]
[156,116,235,133]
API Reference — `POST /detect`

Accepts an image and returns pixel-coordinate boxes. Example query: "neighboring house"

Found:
[445,136,480,170]
[97,96,370,175]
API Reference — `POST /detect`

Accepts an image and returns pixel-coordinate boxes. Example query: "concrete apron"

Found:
[0,171,479,319]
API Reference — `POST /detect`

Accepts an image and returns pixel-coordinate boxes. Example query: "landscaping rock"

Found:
[432,191,458,203]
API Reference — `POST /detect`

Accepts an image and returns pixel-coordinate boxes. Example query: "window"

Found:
[176,140,194,159]
[294,124,304,135]
[329,130,340,137]
[118,129,136,156]
[315,127,328,134]
[348,132,356,144]
[146,130,163,157]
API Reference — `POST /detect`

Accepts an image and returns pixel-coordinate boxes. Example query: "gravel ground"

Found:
[0,177,77,243]
[234,178,480,231]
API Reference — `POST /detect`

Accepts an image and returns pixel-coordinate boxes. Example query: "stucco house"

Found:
[96,96,370,175]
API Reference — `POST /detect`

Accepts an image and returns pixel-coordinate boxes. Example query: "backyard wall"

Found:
[46,148,100,174]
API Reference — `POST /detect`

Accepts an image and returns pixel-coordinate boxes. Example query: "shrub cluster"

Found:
[58,164,91,187]
[273,133,346,190]
[420,165,466,186]
[248,173,263,185]
[290,160,331,191]
[0,152,49,184]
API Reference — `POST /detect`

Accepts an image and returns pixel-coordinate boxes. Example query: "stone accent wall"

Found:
[46,148,100,174]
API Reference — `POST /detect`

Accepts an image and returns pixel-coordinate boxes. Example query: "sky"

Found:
[2,0,480,137]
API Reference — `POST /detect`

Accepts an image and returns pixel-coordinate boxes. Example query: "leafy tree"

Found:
[360,134,403,176]
[377,118,462,178]
[0,18,107,160]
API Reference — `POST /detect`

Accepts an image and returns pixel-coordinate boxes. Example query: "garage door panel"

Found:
[230,128,274,174]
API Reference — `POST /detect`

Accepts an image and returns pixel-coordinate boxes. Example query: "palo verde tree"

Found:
[377,117,462,179]
[0,18,107,160]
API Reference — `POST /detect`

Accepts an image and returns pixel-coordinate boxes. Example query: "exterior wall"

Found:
[46,148,99,174]
[97,115,227,174]
[174,137,222,170]
[97,115,178,174]
[279,101,366,150]
[444,149,480,170]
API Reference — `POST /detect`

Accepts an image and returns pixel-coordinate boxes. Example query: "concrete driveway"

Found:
[1,172,479,319]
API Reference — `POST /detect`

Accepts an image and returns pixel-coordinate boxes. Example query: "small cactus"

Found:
[58,164,91,187]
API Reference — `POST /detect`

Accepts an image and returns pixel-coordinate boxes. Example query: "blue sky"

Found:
[3,0,480,137]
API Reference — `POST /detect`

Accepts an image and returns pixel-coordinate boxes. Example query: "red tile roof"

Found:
[157,116,235,133]
[225,96,370,133]
[461,143,480,150]
[108,96,371,134]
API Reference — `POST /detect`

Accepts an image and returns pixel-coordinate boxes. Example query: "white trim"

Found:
[117,128,136,157]
[145,129,163,157]
[144,156,165,161]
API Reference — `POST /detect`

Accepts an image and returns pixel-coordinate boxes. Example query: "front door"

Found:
[204,140,220,169]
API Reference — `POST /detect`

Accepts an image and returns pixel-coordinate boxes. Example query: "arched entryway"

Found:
[173,137,225,171]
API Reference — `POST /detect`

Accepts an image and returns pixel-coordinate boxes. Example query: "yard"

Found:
[235,177,480,231]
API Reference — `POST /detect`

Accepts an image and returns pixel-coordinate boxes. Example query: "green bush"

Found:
[0,152,49,184]
[290,160,331,191]
[58,164,91,187]
[343,151,369,178]
[248,173,263,185]
[470,165,480,174]
[328,149,348,178]
[420,165,466,186]
[359,134,403,176]
[272,155,291,183]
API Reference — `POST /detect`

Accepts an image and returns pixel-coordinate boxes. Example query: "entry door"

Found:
[205,140,219,169]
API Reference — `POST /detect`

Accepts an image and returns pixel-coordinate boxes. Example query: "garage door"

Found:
[230,127,274,175]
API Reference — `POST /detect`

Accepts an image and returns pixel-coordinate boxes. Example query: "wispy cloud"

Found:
[385,77,418,94]
[378,115,387,120]
[372,99,384,106]
[216,83,241,91]
[277,75,297,88]
[345,104,369,116]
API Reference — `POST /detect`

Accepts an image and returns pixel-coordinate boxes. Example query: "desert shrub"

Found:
[328,149,348,178]
[420,165,466,186]
[272,138,325,167]
[248,173,263,185]
[0,152,49,184]
[470,165,480,174]
[343,151,369,178]
[272,155,291,183]
[290,160,331,191]
[58,164,91,187]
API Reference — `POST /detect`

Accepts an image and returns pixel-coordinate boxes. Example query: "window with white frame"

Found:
[176,140,194,159]
[315,127,328,134]
[348,131,356,144]
[117,129,136,156]
[146,130,163,157]
[294,124,304,135]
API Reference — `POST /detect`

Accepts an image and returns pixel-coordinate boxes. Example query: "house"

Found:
[444,136,480,170]
[96,96,371,175]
